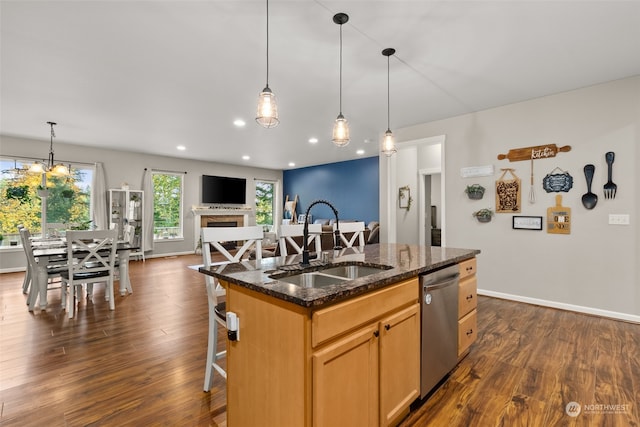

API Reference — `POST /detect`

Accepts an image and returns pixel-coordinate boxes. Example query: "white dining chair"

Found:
[336,221,366,248]
[61,229,118,319]
[110,224,135,295]
[17,224,31,293]
[20,227,68,310]
[201,225,263,391]
[278,223,323,256]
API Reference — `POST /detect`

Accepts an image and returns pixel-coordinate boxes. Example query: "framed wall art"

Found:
[399,186,411,209]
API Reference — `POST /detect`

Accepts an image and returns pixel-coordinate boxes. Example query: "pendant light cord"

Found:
[48,121,56,168]
[265,0,270,87]
[339,22,343,114]
[387,54,390,130]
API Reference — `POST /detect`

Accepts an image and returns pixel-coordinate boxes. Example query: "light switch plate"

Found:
[608,214,630,225]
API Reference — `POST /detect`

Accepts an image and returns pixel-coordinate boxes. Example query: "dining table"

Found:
[28,238,138,311]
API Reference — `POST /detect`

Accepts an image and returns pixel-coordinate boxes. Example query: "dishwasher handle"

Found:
[422,275,459,292]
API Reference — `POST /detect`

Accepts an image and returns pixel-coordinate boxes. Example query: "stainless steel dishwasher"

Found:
[420,264,460,398]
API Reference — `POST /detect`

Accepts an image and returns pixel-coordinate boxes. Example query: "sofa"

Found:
[312,219,380,246]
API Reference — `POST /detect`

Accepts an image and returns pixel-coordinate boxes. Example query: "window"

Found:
[0,157,92,245]
[152,172,183,240]
[255,180,275,231]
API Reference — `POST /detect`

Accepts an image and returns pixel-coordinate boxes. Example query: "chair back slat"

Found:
[278,223,322,255]
[336,221,366,248]
[200,226,264,288]
[66,229,118,279]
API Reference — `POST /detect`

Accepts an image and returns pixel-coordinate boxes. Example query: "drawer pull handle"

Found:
[384,324,391,331]
[373,330,380,338]
[466,266,474,272]
[466,329,474,336]
[466,294,474,301]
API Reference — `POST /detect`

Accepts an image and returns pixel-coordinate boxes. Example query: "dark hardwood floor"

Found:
[1,254,638,426]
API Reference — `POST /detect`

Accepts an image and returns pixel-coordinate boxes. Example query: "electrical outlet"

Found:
[608,214,630,225]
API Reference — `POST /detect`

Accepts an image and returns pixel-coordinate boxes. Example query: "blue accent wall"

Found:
[283,156,379,223]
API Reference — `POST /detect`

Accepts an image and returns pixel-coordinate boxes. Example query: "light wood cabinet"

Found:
[379,304,421,426]
[225,277,420,427]
[313,323,379,427]
[457,257,478,358]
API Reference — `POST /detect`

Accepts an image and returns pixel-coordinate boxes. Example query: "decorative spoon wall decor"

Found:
[581,164,597,209]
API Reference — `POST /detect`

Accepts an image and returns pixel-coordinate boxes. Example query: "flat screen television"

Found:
[201,175,246,204]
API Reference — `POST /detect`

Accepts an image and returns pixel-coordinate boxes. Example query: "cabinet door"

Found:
[379,303,420,427]
[313,323,379,427]
[458,275,477,318]
[458,309,477,356]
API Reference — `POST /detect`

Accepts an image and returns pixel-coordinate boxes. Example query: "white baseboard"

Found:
[478,288,640,324]
[0,267,27,274]
[144,250,196,259]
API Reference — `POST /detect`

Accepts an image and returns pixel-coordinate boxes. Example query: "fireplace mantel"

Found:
[191,205,253,216]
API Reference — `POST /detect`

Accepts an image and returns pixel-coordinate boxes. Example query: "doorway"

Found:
[381,135,445,246]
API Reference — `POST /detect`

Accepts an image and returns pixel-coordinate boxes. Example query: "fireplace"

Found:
[201,215,245,250]
[191,206,253,252]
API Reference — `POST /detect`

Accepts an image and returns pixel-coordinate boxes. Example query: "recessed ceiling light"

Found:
[308,137,318,144]
[288,162,295,167]
[242,155,250,160]
[234,119,246,127]
[356,149,365,155]
[363,138,371,144]
[176,145,186,151]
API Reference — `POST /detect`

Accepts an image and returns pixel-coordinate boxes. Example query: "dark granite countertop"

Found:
[199,243,480,309]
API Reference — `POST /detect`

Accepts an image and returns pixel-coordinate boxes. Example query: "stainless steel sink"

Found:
[271,263,392,288]
[318,265,388,280]
[277,272,347,288]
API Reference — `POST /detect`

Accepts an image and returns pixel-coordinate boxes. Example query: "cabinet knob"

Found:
[373,330,380,338]
[384,324,391,331]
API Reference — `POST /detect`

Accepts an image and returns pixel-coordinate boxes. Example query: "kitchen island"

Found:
[199,243,480,427]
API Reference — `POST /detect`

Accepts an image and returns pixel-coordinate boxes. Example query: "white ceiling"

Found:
[2,1,639,171]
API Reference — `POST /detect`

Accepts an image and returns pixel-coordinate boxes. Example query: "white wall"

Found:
[0,136,282,270]
[381,76,640,319]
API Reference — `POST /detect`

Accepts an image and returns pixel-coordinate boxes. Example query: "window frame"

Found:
[152,171,184,242]
[255,179,277,232]
[0,156,94,247]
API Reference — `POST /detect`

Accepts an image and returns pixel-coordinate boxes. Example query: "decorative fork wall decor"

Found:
[603,151,617,199]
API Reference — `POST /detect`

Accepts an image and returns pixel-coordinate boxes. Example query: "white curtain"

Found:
[142,169,154,252]
[91,162,108,230]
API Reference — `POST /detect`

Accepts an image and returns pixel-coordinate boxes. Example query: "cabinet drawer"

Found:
[458,276,477,318]
[312,278,418,348]
[458,310,477,356]
[458,258,476,280]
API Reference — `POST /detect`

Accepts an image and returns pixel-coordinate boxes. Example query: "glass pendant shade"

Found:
[256,86,279,128]
[332,114,350,147]
[50,163,70,176]
[381,129,397,156]
[29,161,46,174]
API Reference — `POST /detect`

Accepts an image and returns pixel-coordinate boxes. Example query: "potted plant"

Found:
[60,188,74,198]
[37,185,50,198]
[465,184,485,200]
[472,208,494,223]
[6,185,30,204]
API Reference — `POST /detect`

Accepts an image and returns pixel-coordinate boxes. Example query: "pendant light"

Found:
[381,48,397,156]
[332,13,350,147]
[255,0,279,128]
[30,121,69,176]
